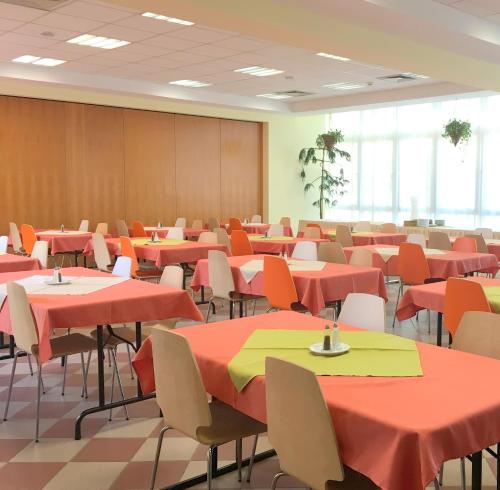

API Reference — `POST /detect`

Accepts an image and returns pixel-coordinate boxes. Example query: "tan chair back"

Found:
[175,217,187,228]
[318,242,346,264]
[349,248,373,267]
[279,217,291,227]
[192,219,203,230]
[303,227,320,239]
[116,219,129,238]
[475,228,493,239]
[92,233,112,271]
[198,232,217,244]
[151,329,212,439]
[207,217,220,231]
[9,222,23,253]
[428,231,451,251]
[95,222,108,234]
[7,282,39,355]
[208,250,234,299]
[160,265,184,289]
[79,219,89,232]
[31,241,48,269]
[267,224,284,237]
[465,234,488,254]
[453,311,500,359]
[214,228,231,249]
[335,225,353,247]
[265,357,344,488]
[250,214,262,223]
[381,223,397,234]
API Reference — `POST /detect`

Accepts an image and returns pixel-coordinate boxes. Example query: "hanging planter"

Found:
[442,118,472,147]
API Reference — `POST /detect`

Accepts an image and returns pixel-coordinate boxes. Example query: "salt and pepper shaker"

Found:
[331,322,340,348]
[322,324,331,351]
[60,224,65,233]
[52,267,59,283]
[283,251,288,261]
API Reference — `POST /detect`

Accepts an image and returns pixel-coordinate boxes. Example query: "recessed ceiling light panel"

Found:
[169,79,211,87]
[67,34,130,50]
[12,55,40,63]
[234,66,284,77]
[316,52,351,62]
[323,82,364,90]
[142,12,194,25]
[12,55,65,66]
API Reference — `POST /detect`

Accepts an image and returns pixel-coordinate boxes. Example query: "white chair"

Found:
[95,222,108,234]
[167,227,184,240]
[79,220,89,232]
[0,235,8,254]
[251,214,262,223]
[198,232,217,244]
[208,217,220,231]
[9,223,23,254]
[92,233,112,272]
[31,241,48,269]
[349,248,373,267]
[475,228,493,239]
[338,293,386,331]
[291,241,317,260]
[160,265,184,289]
[116,219,129,238]
[174,218,186,228]
[303,227,321,239]
[354,221,371,232]
[214,227,231,249]
[192,219,203,230]
[267,224,284,237]
[112,256,132,278]
[407,234,426,248]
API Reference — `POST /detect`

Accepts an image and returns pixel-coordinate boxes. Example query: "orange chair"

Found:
[231,230,254,256]
[119,237,162,280]
[263,255,308,312]
[443,277,491,339]
[452,236,477,253]
[228,217,242,234]
[20,224,37,255]
[131,221,147,238]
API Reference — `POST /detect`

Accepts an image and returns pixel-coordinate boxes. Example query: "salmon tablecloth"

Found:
[242,223,293,237]
[248,236,328,255]
[36,230,109,255]
[128,226,205,239]
[191,254,387,316]
[0,254,40,273]
[487,241,500,261]
[343,244,499,278]
[0,267,203,362]
[329,231,407,246]
[173,311,500,490]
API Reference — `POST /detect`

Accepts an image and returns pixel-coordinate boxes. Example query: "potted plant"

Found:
[442,118,472,147]
[299,130,350,219]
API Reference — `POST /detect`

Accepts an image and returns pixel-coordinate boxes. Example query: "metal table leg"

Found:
[437,312,443,347]
[471,450,482,490]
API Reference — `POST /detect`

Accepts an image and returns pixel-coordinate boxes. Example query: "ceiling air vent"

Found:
[275,90,314,97]
[0,0,71,11]
[377,72,428,83]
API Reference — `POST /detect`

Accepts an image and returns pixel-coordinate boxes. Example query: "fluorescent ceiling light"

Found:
[323,82,365,90]
[169,79,211,87]
[67,34,130,50]
[234,66,283,77]
[142,12,194,25]
[12,55,40,63]
[402,72,429,79]
[316,52,351,62]
[12,55,66,66]
[256,93,292,100]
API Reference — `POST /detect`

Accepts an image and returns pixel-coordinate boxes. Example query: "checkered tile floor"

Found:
[0,281,497,489]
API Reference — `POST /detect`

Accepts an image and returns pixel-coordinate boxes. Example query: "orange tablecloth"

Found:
[343,244,499,278]
[487,243,500,260]
[0,267,202,362]
[242,223,293,237]
[128,226,204,239]
[36,230,110,255]
[0,254,40,273]
[348,232,407,246]
[173,311,500,490]
[249,237,327,255]
[190,254,387,316]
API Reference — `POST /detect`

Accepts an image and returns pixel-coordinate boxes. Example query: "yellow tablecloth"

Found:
[131,238,187,246]
[483,286,500,313]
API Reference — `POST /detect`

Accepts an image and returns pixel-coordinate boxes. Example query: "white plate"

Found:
[309,342,350,357]
[44,279,72,286]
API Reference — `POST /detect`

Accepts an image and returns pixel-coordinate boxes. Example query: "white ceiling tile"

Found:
[202,71,252,83]
[114,15,188,34]
[252,45,313,59]
[167,26,233,43]
[56,60,107,73]
[77,54,125,67]
[0,31,57,48]
[89,49,151,62]
[225,52,271,66]
[117,43,173,57]
[211,36,271,51]
[185,44,239,58]
[0,3,45,21]
[33,12,104,32]
[89,24,154,42]
[0,17,24,31]
[55,1,133,22]
[486,13,500,23]
[140,33,202,50]
[13,23,80,42]
[0,42,36,61]
[179,58,245,75]
[162,51,212,63]
[447,0,495,16]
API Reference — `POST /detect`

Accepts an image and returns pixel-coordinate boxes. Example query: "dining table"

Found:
[127,226,205,240]
[0,253,40,273]
[241,223,293,237]
[248,235,328,255]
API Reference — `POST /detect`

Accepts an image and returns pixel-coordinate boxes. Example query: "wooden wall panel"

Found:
[174,114,221,224]
[0,97,66,232]
[220,119,261,220]
[65,103,125,230]
[123,109,176,225]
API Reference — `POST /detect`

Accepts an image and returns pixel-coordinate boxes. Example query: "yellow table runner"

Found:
[483,287,500,313]
[228,329,422,392]
[131,238,187,246]
[248,236,294,241]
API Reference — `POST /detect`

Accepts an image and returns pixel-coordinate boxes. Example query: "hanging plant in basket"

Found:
[442,118,472,147]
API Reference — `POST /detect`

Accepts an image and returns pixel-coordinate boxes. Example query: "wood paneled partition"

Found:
[0,95,263,234]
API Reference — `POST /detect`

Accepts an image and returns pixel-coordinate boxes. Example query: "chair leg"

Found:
[35,362,43,443]
[149,426,170,490]
[207,445,216,490]
[81,351,92,398]
[428,309,431,334]
[27,354,33,376]
[271,471,287,490]
[61,355,68,396]
[205,298,213,323]
[438,465,444,485]
[252,299,257,316]
[235,438,242,482]
[392,281,403,329]
[108,351,116,421]
[80,353,88,399]
[3,351,20,420]
[126,344,135,380]
[460,457,466,490]
[433,478,440,490]
[246,434,259,482]
[111,348,129,421]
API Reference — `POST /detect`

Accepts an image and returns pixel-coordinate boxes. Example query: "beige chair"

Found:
[79,219,89,232]
[265,357,379,490]
[380,223,397,234]
[167,227,184,240]
[303,227,321,239]
[208,217,220,231]
[407,233,426,248]
[291,241,317,260]
[4,282,96,441]
[267,224,284,237]
[198,232,218,244]
[338,293,385,331]
[335,225,354,247]
[92,233,112,272]
[160,265,184,289]
[31,241,48,269]
[214,227,231,250]
[349,248,373,267]
[95,222,108,234]
[318,242,346,264]
[465,234,488,254]
[150,329,266,490]
[279,217,291,227]
[116,219,130,238]
[175,217,187,228]
[9,222,24,254]
[250,214,262,223]
[354,221,371,232]
[206,250,261,321]
[428,232,451,251]
[475,228,493,239]
[0,236,7,254]
[192,219,203,230]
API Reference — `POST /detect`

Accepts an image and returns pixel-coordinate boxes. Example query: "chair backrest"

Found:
[228,217,242,234]
[151,329,212,440]
[207,217,220,231]
[78,219,89,232]
[335,225,353,247]
[191,219,203,230]
[267,224,284,237]
[6,282,39,355]
[160,265,184,289]
[95,222,108,235]
[214,227,231,249]
[407,233,426,248]
[265,357,344,488]
[398,242,430,285]
[380,223,397,234]
[354,221,371,232]
[452,236,477,253]
[116,219,130,238]
[263,255,298,310]
[174,218,186,228]
[453,311,500,359]
[443,277,491,337]
[132,221,147,238]
[198,231,217,244]
[279,217,291,227]
[9,223,23,253]
[302,227,321,239]
[291,241,317,260]
[348,248,373,267]
[428,231,451,251]
[251,214,262,223]
[0,235,8,254]
[231,230,253,256]
[338,293,386,331]
[119,237,139,275]
[317,242,345,264]
[208,250,235,299]
[112,256,132,278]
[92,233,112,272]
[20,224,37,255]
[475,228,493,239]
[31,241,48,269]
[465,234,488,254]
[167,227,184,240]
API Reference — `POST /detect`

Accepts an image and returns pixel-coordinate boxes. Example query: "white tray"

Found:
[44,279,72,286]
[309,342,350,357]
